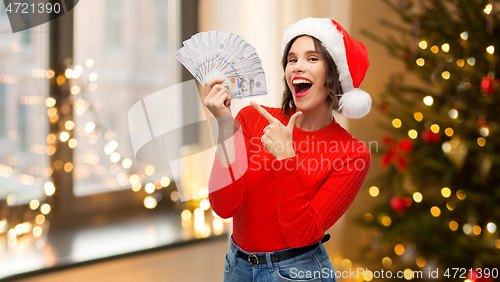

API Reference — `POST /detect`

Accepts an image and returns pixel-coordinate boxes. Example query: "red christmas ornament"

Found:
[481,76,500,95]
[381,136,413,172]
[379,103,390,113]
[468,269,493,282]
[476,118,488,127]
[391,196,412,214]
[402,51,412,68]
[421,129,441,143]
[399,139,413,151]
[382,135,393,144]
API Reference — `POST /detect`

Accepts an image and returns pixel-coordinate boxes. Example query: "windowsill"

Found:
[0,209,230,281]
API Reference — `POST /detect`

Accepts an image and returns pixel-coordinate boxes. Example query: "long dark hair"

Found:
[280,35,343,119]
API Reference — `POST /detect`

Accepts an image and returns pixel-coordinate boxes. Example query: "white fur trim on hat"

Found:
[339,88,372,119]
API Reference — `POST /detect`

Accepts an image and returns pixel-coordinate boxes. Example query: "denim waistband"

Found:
[229,235,325,269]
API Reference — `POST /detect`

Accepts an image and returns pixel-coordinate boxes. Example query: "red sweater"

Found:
[208,105,371,253]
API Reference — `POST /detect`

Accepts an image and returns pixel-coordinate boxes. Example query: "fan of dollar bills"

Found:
[176,30,267,99]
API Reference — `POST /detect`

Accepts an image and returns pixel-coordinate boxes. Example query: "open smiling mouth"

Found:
[293,78,312,97]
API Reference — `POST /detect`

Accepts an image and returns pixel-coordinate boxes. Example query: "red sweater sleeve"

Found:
[208,108,253,219]
[275,144,372,248]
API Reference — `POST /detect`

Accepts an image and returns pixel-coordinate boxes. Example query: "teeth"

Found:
[292,79,312,85]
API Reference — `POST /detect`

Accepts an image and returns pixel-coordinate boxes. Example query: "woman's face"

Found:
[285,36,329,113]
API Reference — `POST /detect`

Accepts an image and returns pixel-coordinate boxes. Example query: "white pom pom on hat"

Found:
[282,17,372,119]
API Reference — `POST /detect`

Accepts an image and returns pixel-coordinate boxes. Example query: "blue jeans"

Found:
[224,236,337,281]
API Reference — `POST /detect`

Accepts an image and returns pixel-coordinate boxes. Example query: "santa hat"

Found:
[282,17,371,119]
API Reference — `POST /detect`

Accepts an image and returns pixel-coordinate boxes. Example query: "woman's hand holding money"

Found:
[202,77,233,120]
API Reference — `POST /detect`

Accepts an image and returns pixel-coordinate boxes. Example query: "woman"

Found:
[203,18,372,281]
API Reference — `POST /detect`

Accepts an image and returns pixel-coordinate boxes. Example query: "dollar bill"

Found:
[176,30,268,98]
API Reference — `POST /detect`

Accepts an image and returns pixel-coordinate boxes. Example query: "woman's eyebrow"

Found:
[288,50,319,57]
[305,50,319,55]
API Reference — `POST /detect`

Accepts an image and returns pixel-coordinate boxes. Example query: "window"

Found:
[0,18,49,205]
[0,84,5,138]
[20,30,30,46]
[16,103,27,152]
[105,0,122,50]
[20,11,31,46]
[0,0,10,18]
[156,0,169,53]
[73,0,181,197]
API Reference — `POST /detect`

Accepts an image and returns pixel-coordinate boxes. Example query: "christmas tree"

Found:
[359,0,500,281]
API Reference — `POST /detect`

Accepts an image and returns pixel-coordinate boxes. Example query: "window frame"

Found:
[0,84,5,138]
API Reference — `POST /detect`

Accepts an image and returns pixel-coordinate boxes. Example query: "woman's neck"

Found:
[293,106,333,132]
